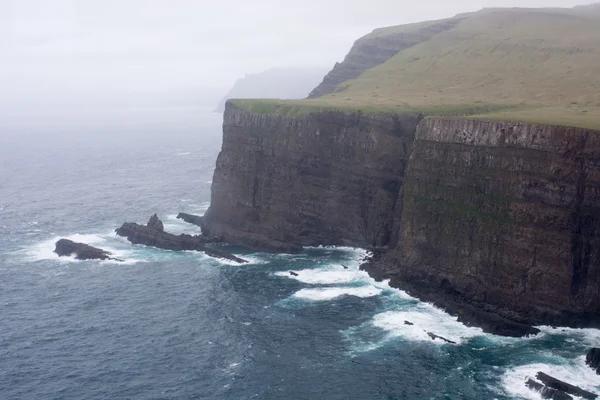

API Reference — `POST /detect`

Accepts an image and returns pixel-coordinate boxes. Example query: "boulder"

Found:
[176,213,204,228]
[116,215,247,264]
[54,239,122,262]
[587,348,600,374]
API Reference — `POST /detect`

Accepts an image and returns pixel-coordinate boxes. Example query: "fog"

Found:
[0,0,596,130]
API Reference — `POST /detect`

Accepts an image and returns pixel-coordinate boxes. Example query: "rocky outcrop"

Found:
[116,215,247,263]
[177,212,203,227]
[54,239,122,262]
[526,379,573,400]
[204,105,600,333]
[587,348,600,374]
[202,103,421,252]
[532,372,597,399]
[147,213,164,231]
[308,16,465,98]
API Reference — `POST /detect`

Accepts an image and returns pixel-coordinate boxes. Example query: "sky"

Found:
[0,0,596,124]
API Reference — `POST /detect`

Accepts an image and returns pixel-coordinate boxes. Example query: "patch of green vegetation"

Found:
[232,5,600,130]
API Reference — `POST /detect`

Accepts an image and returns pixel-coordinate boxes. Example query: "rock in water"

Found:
[426,332,456,344]
[115,215,248,264]
[525,379,573,400]
[535,372,597,399]
[290,271,299,277]
[176,213,204,228]
[147,213,164,231]
[54,239,122,261]
[587,348,600,374]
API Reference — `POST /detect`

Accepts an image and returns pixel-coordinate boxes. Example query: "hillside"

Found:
[244,4,600,129]
[214,67,328,112]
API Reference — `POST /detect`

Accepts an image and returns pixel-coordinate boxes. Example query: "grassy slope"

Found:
[235,5,600,129]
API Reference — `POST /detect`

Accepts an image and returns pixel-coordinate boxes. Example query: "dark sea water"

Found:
[1,108,599,400]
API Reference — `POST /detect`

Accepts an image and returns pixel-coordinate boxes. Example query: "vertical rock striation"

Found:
[202,102,421,252]
[204,105,600,331]
[370,118,600,328]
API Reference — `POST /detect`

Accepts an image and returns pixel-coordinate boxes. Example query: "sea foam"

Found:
[293,286,382,301]
[501,357,600,400]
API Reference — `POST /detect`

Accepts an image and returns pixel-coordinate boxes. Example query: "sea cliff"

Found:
[203,102,600,334]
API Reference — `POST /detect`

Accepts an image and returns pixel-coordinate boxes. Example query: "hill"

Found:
[242,4,600,129]
[214,67,328,112]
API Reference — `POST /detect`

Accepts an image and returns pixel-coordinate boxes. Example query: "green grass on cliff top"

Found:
[233,5,600,130]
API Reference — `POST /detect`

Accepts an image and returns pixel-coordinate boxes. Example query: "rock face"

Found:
[307,16,465,98]
[116,215,247,264]
[587,348,600,374]
[371,118,600,330]
[203,105,600,333]
[202,103,421,252]
[177,212,203,228]
[54,239,122,261]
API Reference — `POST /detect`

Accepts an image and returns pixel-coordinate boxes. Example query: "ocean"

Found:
[1,107,599,399]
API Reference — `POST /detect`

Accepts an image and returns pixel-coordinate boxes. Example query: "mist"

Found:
[1,0,596,131]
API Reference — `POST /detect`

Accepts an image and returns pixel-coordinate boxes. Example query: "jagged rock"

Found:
[177,212,204,228]
[204,247,248,264]
[526,379,573,400]
[290,271,299,277]
[54,239,122,262]
[116,215,247,264]
[147,214,164,231]
[536,372,597,400]
[587,348,600,374]
[426,332,456,344]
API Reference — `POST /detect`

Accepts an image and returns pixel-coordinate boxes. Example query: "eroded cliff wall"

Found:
[204,107,600,330]
[202,103,421,252]
[372,118,600,328]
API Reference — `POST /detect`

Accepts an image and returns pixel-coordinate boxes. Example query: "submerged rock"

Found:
[290,271,299,277]
[587,348,600,375]
[116,214,247,264]
[426,332,456,344]
[525,379,573,400]
[534,372,597,400]
[54,239,122,262]
[177,212,204,228]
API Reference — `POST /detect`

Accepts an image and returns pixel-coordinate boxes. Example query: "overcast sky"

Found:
[1,0,596,105]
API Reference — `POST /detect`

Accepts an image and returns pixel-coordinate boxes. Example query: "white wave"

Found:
[372,307,484,345]
[196,252,266,266]
[536,325,600,348]
[501,357,600,400]
[293,286,382,301]
[274,268,368,285]
[176,152,191,156]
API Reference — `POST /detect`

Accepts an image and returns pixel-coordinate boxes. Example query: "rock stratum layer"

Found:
[203,104,600,332]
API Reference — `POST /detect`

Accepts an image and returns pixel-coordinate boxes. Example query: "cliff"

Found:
[203,104,600,333]
[307,16,465,99]
[202,102,421,252]
[368,118,600,331]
